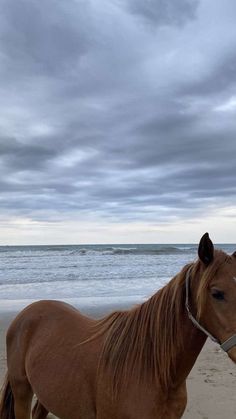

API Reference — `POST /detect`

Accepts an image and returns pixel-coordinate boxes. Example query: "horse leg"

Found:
[32,400,49,419]
[10,379,33,419]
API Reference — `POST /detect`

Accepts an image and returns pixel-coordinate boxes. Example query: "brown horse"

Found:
[1,233,236,419]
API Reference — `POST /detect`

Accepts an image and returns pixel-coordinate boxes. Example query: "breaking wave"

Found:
[73,246,197,256]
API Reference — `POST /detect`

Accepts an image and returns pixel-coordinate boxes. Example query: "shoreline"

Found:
[1,306,236,418]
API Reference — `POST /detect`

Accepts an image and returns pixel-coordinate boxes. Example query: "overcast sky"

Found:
[0,0,236,244]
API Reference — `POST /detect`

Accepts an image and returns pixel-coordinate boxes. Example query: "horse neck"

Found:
[164,264,207,388]
[173,307,207,387]
[145,264,207,390]
[98,264,208,394]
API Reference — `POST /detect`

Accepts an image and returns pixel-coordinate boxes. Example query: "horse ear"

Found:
[198,233,214,266]
[232,251,236,258]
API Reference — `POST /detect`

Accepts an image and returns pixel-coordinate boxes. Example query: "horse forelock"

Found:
[94,265,191,396]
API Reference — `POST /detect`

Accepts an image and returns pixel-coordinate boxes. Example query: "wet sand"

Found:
[1,308,236,418]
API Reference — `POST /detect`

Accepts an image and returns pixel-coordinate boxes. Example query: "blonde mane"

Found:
[94,263,191,394]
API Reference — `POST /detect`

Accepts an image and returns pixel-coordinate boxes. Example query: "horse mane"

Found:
[93,263,192,394]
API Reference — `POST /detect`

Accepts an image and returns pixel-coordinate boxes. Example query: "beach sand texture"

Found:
[1,310,236,419]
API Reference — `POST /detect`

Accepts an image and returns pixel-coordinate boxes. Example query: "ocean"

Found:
[0,243,235,313]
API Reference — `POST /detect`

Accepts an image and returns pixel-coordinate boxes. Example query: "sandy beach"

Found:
[1,307,236,418]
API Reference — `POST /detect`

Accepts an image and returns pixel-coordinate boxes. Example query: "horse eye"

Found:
[211,290,225,301]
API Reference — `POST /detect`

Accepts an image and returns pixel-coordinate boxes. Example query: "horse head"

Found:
[188,233,236,362]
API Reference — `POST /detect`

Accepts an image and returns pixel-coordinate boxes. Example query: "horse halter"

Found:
[185,267,236,352]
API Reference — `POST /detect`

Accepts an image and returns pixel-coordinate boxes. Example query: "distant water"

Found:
[0,244,235,312]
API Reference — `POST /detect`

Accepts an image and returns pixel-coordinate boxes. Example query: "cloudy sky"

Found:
[0,0,236,244]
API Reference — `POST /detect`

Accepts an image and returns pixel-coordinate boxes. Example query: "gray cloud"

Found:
[124,0,199,27]
[0,0,92,78]
[0,0,236,232]
[181,51,236,97]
